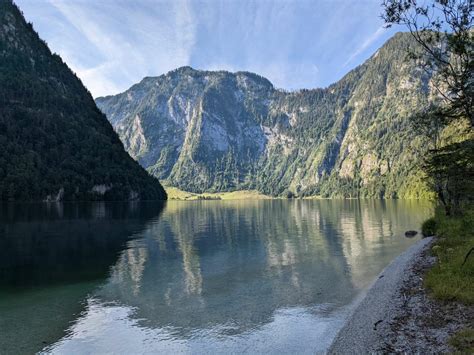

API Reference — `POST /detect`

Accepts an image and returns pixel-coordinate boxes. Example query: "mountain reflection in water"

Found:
[0,200,431,354]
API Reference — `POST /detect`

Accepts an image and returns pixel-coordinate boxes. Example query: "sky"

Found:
[16,0,399,98]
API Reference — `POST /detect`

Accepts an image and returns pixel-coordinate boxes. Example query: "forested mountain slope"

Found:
[97,33,434,198]
[0,1,166,201]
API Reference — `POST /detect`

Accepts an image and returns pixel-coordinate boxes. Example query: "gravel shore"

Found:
[329,237,433,354]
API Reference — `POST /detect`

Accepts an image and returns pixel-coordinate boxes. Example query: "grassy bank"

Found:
[424,207,474,303]
[164,186,272,200]
[423,206,474,352]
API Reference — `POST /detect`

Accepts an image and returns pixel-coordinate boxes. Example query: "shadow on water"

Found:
[0,201,165,354]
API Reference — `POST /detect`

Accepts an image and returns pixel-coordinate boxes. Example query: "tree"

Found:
[382,0,473,215]
[424,139,474,214]
[382,0,473,126]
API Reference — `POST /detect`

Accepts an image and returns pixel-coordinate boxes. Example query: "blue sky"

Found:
[16,0,398,98]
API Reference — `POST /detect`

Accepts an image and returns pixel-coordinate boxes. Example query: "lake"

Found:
[0,200,432,354]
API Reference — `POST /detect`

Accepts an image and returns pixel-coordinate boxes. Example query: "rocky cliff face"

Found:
[97,33,433,198]
[0,1,166,201]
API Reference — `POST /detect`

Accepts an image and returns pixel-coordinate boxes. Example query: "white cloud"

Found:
[74,63,122,98]
[16,0,395,96]
[44,0,197,97]
[343,26,386,68]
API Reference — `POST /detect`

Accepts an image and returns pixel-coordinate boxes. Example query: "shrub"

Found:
[422,217,437,237]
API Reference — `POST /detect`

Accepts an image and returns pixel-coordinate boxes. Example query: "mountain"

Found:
[0,1,166,201]
[96,34,434,198]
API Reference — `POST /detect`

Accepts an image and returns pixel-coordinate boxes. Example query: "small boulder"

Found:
[405,230,418,238]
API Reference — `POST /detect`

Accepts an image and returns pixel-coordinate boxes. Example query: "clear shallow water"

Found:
[0,200,432,354]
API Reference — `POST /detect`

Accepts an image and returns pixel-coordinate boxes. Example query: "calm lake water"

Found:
[0,200,432,354]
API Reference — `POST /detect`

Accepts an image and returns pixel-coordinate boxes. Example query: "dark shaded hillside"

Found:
[0,1,166,201]
[97,34,435,198]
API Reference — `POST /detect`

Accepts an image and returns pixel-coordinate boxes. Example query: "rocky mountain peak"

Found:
[96,32,434,198]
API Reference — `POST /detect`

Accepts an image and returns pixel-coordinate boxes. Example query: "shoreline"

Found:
[329,237,434,354]
[164,186,437,201]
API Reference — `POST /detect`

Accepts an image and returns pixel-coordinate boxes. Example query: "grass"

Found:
[449,328,474,353]
[164,186,272,201]
[424,206,474,305]
[421,206,474,353]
